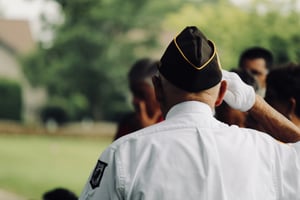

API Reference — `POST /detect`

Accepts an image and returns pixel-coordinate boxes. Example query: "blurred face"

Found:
[243,58,268,89]
[130,81,159,117]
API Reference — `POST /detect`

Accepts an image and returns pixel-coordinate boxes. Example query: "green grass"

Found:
[0,133,112,199]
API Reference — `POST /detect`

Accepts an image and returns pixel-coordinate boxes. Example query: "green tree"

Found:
[0,79,22,121]
[23,0,182,121]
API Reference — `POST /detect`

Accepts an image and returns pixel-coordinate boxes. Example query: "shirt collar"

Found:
[166,101,214,120]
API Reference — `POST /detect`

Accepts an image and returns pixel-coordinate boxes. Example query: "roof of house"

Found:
[0,18,35,54]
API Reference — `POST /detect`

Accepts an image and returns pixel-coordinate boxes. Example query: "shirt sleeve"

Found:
[275,142,300,199]
[79,147,124,200]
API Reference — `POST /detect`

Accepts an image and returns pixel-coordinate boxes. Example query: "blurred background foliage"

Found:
[21,0,300,122]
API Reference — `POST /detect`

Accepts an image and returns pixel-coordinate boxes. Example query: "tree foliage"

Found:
[22,0,182,121]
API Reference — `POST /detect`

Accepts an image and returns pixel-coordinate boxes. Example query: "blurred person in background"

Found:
[238,46,274,97]
[114,58,163,141]
[264,63,300,128]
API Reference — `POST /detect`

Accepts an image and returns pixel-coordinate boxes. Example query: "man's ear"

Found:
[152,75,163,103]
[215,80,227,107]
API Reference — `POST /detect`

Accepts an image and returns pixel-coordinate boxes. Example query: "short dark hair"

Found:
[42,188,77,200]
[238,47,274,70]
[128,58,159,83]
[265,63,300,117]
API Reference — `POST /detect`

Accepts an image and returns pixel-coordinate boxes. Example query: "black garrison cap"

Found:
[158,26,222,92]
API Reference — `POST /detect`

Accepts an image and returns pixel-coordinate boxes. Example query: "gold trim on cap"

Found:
[173,37,217,70]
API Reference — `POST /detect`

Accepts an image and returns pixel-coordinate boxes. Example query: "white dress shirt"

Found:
[79,101,300,200]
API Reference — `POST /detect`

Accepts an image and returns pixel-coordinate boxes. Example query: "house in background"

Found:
[0,18,47,124]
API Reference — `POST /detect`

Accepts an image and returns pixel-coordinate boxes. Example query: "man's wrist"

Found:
[248,95,261,114]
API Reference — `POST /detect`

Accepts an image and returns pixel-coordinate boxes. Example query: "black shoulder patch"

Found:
[89,160,108,189]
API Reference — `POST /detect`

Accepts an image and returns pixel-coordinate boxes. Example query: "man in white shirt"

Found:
[79,26,300,200]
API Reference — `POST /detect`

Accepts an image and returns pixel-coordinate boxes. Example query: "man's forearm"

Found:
[249,95,300,143]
